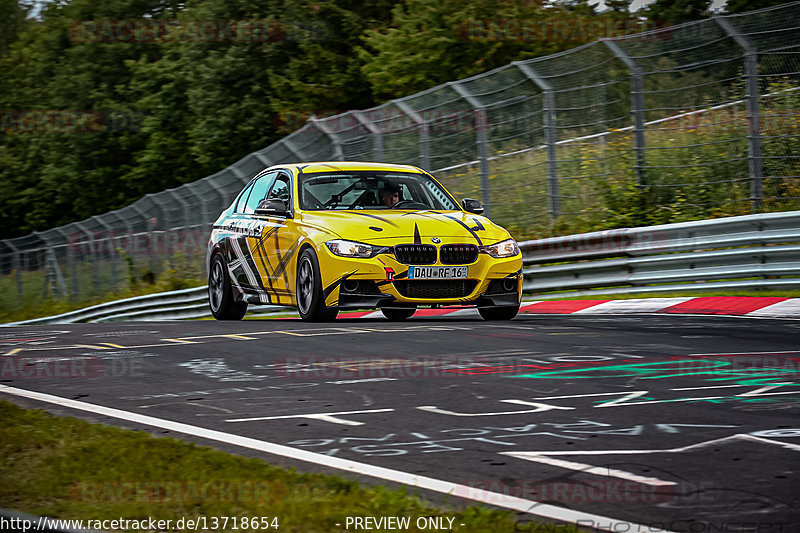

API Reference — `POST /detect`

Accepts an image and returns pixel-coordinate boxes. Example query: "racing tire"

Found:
[478,305,519,321]
[381,307,416,321]
[296,248,338,322]
[208,253,248,320]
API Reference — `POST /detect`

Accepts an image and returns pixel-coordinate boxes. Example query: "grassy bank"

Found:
[0,401,579,533]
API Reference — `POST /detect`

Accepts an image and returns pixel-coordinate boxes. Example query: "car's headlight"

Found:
[480,238,520,258]
[325,240,386,258]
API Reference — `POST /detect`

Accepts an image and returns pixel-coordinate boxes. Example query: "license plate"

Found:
[408,266,468,279]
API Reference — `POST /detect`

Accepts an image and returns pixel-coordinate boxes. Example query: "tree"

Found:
[724,0,797,14]
[643,0,710,25]
[359,0,630,100]
[0,0,401,238]
[0,0,30,56]
[644,0,796,25]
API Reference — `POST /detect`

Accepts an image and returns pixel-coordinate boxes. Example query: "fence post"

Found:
[309,117,344,161]
[281,138,305,162]
[514,61,560,220]
[395,100,430,169]
[715,16,764,212]
[602,39,647,187]
[50,226,79,302]
[6,241,24,308]
[179,186,207,267]
[230,165,252,185]
[73,221,98,296]
[90,215,119,292]
[448,81,491,217]
[354,111,384,162]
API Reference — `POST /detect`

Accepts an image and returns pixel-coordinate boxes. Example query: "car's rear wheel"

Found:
[209,254,247,320]
[478,305,519,321]
[381,307,416,321]
[297,248,338,322]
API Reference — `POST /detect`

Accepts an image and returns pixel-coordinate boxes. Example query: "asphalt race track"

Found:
[2,314,799,533]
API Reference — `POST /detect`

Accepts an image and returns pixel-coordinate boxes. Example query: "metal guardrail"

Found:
[520,210,800,298]
[4,211,799,325]
[2,287,290,326]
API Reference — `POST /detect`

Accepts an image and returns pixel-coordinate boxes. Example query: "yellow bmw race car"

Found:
[206,162,523,321]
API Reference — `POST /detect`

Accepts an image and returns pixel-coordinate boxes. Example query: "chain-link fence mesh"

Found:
[2,3,799,314]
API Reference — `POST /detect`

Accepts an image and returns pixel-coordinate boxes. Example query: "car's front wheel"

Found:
[381,307,416,321]
[208,254,247,320]
[478,305,519,321]
[296,248,338,322]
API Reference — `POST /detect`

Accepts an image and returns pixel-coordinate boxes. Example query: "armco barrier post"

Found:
[449,81,491,218]
[515,61,560,220]
[603,39,647,188]
[715,16,764,212]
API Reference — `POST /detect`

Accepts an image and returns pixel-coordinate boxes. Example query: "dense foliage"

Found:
[0,0,399,238]
[0,0,795,238]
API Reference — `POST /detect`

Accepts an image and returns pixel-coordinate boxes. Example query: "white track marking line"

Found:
[689,350,800,356]
[505,455,676,487]
[504,434,800,458]
[533,391,648,401]
[0,384,669,533]
[226,409,395,426]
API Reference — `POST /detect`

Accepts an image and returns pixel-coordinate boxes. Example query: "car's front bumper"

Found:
[317,244,523,309]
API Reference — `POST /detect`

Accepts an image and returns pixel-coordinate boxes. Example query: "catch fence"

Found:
[1,3,799,313]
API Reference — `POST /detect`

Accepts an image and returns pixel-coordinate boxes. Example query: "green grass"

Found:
[0,253,206,324]
[0,401,582,533]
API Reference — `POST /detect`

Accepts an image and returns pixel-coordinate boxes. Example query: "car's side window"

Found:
[234,181,256,213]
[267,173,291,207]
[242,172,277,214]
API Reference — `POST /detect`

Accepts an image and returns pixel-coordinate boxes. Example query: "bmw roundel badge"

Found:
[431,237,441,244]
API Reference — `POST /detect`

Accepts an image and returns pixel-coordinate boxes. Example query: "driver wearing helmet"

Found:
[379,182,401,208]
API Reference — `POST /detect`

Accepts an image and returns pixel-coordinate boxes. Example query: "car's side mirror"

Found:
[255,198,291,218]
[461,198,484,215]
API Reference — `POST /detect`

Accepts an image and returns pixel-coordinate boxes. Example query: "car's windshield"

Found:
[298,171,459,211]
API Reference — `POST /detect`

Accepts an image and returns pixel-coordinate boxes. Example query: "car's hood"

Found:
[299,210,512,245]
